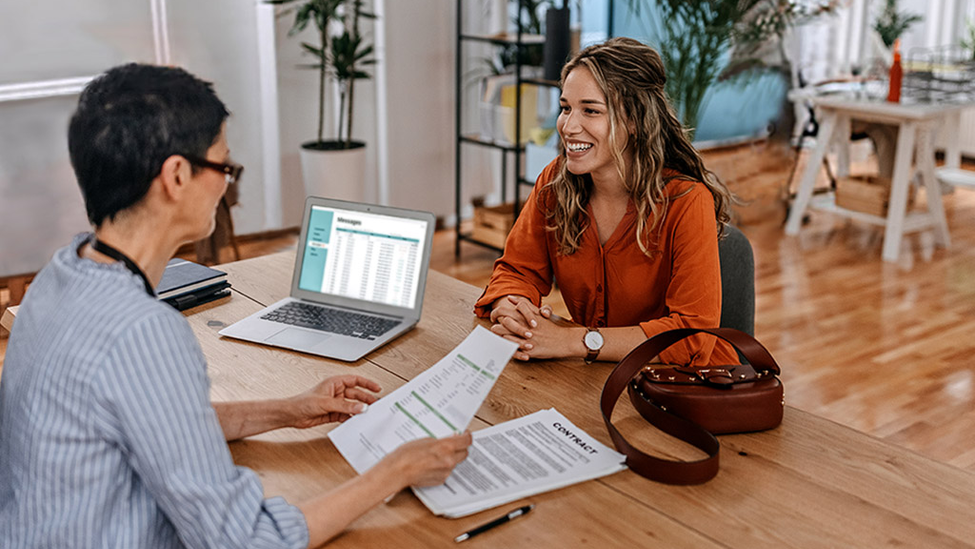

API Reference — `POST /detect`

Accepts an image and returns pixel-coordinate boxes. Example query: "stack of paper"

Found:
[413,409,627,518]
[328,326,627,519]
[157,258,230,311]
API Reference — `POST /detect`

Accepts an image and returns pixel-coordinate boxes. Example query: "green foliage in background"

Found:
[872,0,923,48]
[961,19,975,61]
[624,0,836,137]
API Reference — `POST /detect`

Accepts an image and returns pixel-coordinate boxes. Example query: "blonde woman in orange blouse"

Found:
[475,37,737,367]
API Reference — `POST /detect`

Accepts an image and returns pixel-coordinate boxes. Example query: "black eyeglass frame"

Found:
[181,154,244,185]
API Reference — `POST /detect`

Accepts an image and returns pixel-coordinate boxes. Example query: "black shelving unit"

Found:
[454,0,552,257]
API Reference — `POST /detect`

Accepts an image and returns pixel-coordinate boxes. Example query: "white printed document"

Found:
[328,325,518,473]
[413,408,628,518]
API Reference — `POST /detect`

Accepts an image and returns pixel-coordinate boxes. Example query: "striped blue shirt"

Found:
[0,234,309,548]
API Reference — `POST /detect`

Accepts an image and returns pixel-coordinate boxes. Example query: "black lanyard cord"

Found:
[87,234,156,297]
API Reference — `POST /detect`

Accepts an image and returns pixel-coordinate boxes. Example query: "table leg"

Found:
[943,113,961,170]
[916,125,951,248]
[786,111,838,235]
[836,114,851,178]
[881,121,916,262]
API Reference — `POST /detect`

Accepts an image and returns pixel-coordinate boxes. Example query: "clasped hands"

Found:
[490,295,578,361]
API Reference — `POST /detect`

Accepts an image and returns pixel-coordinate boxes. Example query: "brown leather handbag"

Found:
[600,327,783,485]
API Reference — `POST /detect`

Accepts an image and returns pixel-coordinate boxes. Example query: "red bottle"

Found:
[887,39,902,103]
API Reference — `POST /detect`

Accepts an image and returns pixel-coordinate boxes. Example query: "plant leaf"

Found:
[301,42,326,58]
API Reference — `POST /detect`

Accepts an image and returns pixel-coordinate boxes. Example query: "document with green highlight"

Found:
[329,325,518,473]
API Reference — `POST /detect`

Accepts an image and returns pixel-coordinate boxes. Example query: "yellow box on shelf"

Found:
[835,175,913,217]
[500,83,538,146]
[472,203,515,249]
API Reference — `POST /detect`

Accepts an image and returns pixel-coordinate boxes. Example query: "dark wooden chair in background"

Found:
[194,184,240,265]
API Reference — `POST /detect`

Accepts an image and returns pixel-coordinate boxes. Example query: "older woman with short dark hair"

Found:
[0,63,470,549]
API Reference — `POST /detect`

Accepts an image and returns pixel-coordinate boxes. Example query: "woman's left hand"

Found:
[289,375,382,429]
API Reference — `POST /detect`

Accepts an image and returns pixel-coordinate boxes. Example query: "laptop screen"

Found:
[297,205,430,309]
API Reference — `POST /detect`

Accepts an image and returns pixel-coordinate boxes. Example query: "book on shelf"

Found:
[157,258,230,311]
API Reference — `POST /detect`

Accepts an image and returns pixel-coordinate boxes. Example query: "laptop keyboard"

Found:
[262,301,400,340]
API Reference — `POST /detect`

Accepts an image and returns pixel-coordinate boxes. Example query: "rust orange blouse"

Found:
[474,159,738,367]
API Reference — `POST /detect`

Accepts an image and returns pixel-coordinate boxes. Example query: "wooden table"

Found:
[783,95,969,263]
[6,252,975,547]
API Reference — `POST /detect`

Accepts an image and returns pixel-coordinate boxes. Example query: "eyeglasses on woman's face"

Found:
[181,154,244,186]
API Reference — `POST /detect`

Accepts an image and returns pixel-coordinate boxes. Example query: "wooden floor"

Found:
[3,148,975,475]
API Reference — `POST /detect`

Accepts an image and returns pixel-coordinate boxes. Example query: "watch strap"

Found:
[584,328,602,364]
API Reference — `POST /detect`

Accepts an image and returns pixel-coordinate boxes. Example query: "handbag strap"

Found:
[599,327,779,484]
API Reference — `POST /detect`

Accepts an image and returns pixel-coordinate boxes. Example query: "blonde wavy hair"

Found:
[542,37,733,256]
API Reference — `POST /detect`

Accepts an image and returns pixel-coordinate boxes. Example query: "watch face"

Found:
[584,330,604,350]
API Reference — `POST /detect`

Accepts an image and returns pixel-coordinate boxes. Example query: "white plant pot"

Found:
[299,140,366,202]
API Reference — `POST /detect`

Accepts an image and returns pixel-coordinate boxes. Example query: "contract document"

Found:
[328,325,518,473]
[413,408,627,518]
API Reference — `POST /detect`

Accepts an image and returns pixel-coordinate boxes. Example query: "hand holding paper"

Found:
[328,326,626,519]
[328,325,518,473]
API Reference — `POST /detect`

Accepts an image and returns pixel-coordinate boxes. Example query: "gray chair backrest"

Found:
[717,225,755,337]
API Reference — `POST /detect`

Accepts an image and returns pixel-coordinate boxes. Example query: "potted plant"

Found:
[269,0,375,201]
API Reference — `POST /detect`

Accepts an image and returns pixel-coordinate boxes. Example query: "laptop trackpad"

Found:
[267,327,331,349]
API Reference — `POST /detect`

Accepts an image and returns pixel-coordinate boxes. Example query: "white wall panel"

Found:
[0,0,156,85]
[0,2,159,276]
[385,0,459,217]
[0,97,89,276]
[165,0,268,235]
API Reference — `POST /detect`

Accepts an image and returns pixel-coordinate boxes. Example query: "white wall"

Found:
[0,0,159,277]
[383,0,457,216]
[167,0,268,235]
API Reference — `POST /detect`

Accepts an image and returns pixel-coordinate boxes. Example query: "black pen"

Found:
[454,504,534,543]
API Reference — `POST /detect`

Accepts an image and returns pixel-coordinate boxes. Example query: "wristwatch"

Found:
[583,328,604,364]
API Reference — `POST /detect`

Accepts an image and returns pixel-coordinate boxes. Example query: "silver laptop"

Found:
[219,197,436,362]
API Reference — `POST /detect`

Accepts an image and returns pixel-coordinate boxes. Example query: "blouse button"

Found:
[596,319,605,327]
[596,284,603,292]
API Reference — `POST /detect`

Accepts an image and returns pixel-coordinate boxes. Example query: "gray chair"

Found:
[717,225,755,337]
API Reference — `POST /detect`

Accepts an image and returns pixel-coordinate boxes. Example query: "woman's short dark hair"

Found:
[68,63,229,226]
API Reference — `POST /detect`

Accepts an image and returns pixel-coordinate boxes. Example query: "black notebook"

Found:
[157,259,228,301]
[162,280,231,311]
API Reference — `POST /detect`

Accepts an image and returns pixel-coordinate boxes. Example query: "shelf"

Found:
[460,33,546,46]
[458,232,505,253]
[808,193,938,232]
[456,1,551,258]
[460,134,522,152]
[936,167,975,189]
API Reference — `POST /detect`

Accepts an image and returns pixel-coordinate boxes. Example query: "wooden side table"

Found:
[784,96,969,262]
